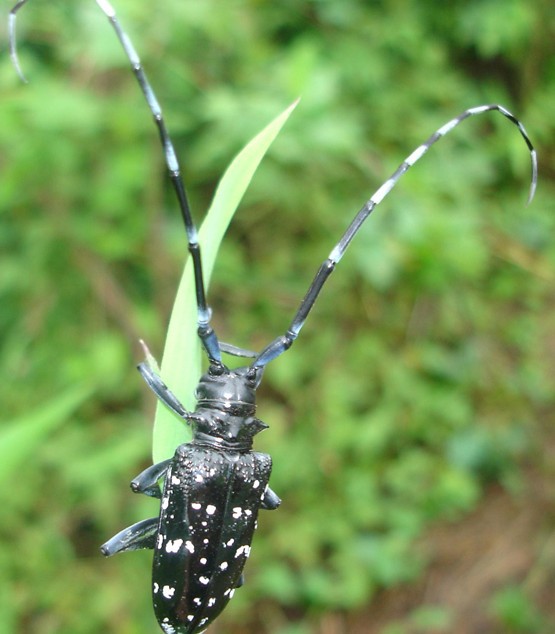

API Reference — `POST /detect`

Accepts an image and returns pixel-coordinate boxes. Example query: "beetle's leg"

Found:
[139,361,208,431]
[251,105,537,370]
[261,486,281,510]
[138,362,192,421]
[130,459,172,499]
[101,517,159,556]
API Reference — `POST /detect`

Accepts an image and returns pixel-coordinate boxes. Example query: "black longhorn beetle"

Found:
[10,0,538,633]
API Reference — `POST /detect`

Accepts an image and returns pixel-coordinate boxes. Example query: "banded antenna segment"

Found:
[252,103,537,369]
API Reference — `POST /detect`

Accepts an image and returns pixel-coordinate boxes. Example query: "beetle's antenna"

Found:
[9,0,30,82]
[10,0,222,365]
[252,104,538,369]
[93,0,222,365]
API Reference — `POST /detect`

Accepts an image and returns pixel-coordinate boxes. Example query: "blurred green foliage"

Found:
[1,0,554,633]
[489,585,547,632]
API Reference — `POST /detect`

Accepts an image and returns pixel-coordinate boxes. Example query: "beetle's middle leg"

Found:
[101,460,172,556]
[261,486,281,510]
[130,459,172,499]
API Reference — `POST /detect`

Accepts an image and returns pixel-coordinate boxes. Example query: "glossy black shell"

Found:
[153,445,271,633]
[152,366,272,634]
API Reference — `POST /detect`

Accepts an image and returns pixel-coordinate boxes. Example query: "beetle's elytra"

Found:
[9,0,537,632]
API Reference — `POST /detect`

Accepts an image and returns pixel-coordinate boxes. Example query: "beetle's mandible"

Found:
[9,0,538,632]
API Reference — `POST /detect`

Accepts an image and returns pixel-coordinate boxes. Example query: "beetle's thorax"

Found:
[191,365,267,452]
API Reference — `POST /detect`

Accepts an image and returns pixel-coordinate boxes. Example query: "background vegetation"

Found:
[1,0,554,632]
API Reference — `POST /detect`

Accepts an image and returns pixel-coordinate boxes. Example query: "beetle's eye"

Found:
[209,363,225,376]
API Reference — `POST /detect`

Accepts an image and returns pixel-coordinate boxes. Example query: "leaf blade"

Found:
[152,100,298,463]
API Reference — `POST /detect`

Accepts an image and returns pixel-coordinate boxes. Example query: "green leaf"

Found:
[152,100,298,463]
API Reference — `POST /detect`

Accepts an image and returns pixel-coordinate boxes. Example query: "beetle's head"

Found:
[195,364,262,406]
[191,364,267,448]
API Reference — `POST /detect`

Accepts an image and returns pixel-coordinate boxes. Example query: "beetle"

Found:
[9,0,538,632]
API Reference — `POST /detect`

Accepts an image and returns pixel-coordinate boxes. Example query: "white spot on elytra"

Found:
[253,479,260,489]
[219,561,228,571]
[245,509,252,516]
[204,539,209,544]
[208,598,216,607]
[226,538,235,547]
[161,496,169,510]
[191,502,201,510]
[156,534,163,549]
[187,615,194,622]
[200,557,207,565]
[229,589,235,599]
[235,545,251,558]
[153,582,159,593]
[199,618,209,627]
[193,597,202,606]
[232,507,242,518]
[195,474,204,483]
[171,475,181,485]
[162,585,175,598]
[206,504,216,515]
[165,539,183,553]
[199,576,210,585]
[185,540,195,554]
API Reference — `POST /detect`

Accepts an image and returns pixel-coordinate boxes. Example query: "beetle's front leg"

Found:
[130,458,172,499]
[262,485,281,510]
